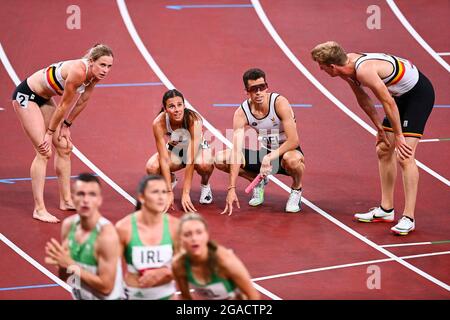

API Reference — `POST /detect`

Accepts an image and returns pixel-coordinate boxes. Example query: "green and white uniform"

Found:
[124,213,176,300]
[67,216,123,300]
[185,257,239,300]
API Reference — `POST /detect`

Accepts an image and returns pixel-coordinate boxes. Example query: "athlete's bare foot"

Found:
[59,201,76,211]
[33,210,60,223]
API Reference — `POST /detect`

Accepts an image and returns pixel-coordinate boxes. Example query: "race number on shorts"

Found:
[16,92,30,108]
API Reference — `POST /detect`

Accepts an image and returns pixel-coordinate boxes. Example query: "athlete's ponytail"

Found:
[83,43,114,61]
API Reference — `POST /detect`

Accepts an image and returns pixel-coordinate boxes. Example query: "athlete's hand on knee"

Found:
[395,134,413,160]
[221,189,240,216]
[376,130,390,148]
[181,193,197,213]
[58,125,73,150]
[38,133,53,155]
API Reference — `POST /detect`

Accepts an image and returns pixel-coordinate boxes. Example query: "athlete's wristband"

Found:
[63,119,72,127]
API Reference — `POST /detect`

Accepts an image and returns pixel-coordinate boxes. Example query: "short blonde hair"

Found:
[84,43,114,61]
[311,41,347,66]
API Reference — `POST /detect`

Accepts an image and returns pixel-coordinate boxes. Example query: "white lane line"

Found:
[0,233,72,292]
[252,283,282,300]
[386,0,450,72]
[380,240,450,248]
[250,0,450,187]
[0,41,137,292]
[119,0,450,292]
[252,251,450,282]
[437,52,450,57]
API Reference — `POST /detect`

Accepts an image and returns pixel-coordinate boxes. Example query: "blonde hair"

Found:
[311,41,347,66]
[84,43,114,61]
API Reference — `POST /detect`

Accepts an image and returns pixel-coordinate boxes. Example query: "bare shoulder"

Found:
[217,245,239,266]
[67,59,87,79]
[98,223,119,244]
[152,112,166,132]
[274,94,295,119]
[61,214,77,238]
[233,106,247,127]
[115,213,132,230]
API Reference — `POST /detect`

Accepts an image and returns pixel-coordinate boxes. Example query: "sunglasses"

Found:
[246,83,268,93]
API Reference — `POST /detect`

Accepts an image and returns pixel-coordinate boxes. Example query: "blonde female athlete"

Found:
[12,44,113,223]
[172,213,259,300]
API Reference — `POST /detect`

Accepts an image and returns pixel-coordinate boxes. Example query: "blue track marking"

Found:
[0,174,97,184]
[167,4,253,10]
[0,284,60,292]
[96,82,163,88]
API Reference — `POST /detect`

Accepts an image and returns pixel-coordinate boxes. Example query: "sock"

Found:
[403,215,414,222]
[293,187,302,192]
[380,205,394,213]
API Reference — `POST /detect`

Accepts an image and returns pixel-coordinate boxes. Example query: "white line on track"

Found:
[252,251,450,282]
[119,0,449,293]
[250,0,450,187]
[437,52,450,57]
[0,233,72,292]
[386,0,450,72]
[380,240,450,248]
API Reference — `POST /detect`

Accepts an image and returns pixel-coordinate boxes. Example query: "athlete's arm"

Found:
[153,116,174,192]
[78,225,121,296]
[357,64,413,159]
[64,81,95,124]
[221,108,246,215]
[38,62,86,155]
[46,61,86,132]
[344,76,383,130]
[219,248,260,300]
[181,118,203,212]
[269,96,299,159]
[172,254,192,300]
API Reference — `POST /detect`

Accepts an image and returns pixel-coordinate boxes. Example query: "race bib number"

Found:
[16,92,30,108]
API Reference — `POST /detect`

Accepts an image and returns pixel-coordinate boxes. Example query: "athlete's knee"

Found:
[36,149,52,161]
[195,163,214,174]
[376,143,393,159]
[146,159,160,174]
[214,151,228,169]
[282,153,304,172]
[397,155,417,169]
[55,144,72,157]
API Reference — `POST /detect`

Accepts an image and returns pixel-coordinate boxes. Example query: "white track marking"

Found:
[252,251,450,282]
[250,0,450,187]
[0,233,72,292]
[387,0,450,72]
[119,0,450,292]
